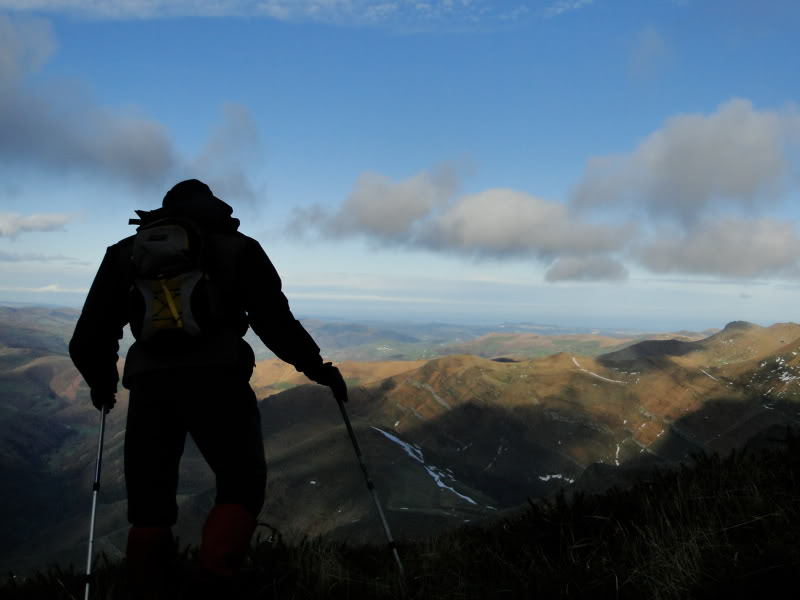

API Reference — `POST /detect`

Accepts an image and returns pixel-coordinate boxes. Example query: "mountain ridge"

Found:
[2,309,799,575]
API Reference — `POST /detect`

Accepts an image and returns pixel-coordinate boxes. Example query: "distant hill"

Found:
[436,330,707,360]
[0,306,79,357]
[598,321,800,372]
[2,307,799,578]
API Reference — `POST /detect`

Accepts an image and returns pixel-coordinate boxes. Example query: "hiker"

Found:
[69,179,346,597]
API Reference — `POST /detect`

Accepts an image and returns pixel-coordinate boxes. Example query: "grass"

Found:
[3,431,799,599]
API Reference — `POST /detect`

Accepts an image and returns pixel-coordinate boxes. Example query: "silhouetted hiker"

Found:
[69,179,346,598]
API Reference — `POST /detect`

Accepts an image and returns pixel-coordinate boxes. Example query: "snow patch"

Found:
[412,382,452,411]
[700,369,718,382]
[371,427,477,505]
[539,473,575,484]
[424,465,478,504]
[372,427,423,463]
[483,441,507,472]
[572,356,626,384]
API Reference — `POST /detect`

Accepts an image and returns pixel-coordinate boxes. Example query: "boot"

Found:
[199,503,256,577]
[126,526,175,600]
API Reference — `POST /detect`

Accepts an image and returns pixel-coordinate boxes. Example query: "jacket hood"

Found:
[161,179,240,231]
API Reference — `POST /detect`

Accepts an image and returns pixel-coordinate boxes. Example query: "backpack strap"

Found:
[135,270,204,341]
[158,279,183,328]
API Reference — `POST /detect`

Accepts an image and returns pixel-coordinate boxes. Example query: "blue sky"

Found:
[1,0,799,330]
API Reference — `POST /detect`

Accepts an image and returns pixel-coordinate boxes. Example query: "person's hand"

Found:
[90,388,116,413]
[304,362,348,402]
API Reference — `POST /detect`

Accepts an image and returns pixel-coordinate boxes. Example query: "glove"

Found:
[304,362,348,402]
[90,388,116,413]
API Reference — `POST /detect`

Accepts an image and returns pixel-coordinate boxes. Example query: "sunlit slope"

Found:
[594,321,800,456]
[599,321,800,371]
[436,330,710,359]
[250,359,426,396]
[3,311,800,576]
[0,306,79,357]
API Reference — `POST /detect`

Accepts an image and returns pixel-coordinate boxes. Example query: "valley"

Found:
[0,306,797,575]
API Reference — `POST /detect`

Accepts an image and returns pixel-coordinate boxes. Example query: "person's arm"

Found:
[69,243,130,410]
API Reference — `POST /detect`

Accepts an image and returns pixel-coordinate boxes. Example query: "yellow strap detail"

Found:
[159,278,184,328]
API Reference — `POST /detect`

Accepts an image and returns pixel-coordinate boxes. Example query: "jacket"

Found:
[69,194,323,392]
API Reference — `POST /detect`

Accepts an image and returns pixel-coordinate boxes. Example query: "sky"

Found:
[1,0,799,331]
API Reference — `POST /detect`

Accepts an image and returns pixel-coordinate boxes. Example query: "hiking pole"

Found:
[84,408,107,600]
[334,387,405,578]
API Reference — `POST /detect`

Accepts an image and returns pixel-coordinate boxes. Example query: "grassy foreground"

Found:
[3,431,799,599]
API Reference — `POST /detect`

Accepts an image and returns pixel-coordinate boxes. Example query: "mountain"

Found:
[1,307,799,577]
[249,359,426,396]
[436,330,708,360]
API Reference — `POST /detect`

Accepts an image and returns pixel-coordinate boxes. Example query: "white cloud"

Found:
[0,212,73,238]
[184,103,264,204]
[293,169,634,281]
[423,188,633,259]
[638,218,800,278]
[292,165,460,242]
[0,14,176,187]
[565,96,800,282]
[543,0,593,17]
[571,98,800,224]
[545,256,628,282]
[0,12,54,83]
[0,0,534,25]
[0,15,262,201]
[0,283,89,293]
[0,249,81,262]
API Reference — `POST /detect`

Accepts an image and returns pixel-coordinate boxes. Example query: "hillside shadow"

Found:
[597,338,698,372]
[569,393,800,499]
[340,376,800,520]
[5,362,800,573]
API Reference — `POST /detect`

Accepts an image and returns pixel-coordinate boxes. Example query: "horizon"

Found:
[1,1,799,331]
[0,299,778,335]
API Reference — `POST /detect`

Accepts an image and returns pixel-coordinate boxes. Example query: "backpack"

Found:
[129,209,216,342]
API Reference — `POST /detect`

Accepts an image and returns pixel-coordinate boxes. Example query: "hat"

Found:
[161,179,234,219]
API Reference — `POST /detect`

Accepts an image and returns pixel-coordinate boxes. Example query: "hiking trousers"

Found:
[124,372,267,526]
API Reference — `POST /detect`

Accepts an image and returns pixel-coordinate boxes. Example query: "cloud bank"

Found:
[0,1,539,25]
[0,15,263,202]
[298,166,460,242]
[543,0,593,18]
[292,168,634,281]
[295,97,800,283]
[638,219,800,278]
[0,212,73,238]
[0,283,88,294]
[545,257,627,282]
[184,103,264,204]
[425,189,632,259]
[0,15,177,187]
[0,249,85,263]
[571,98,800,224]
